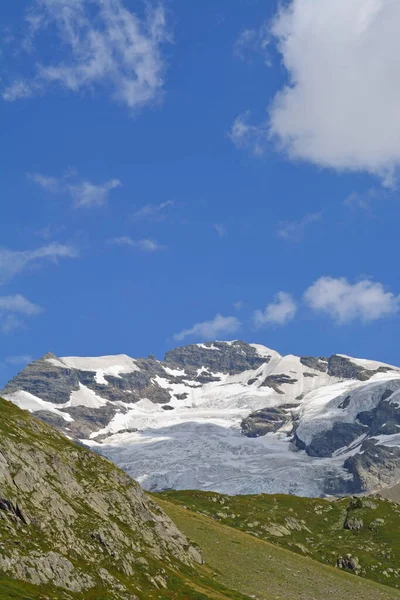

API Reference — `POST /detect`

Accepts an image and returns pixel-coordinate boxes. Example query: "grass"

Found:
[157,490,400,591]
[156,496,400,600]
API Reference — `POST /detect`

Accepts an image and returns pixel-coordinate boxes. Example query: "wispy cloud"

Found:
[111,236,163,252]
[343,188,391,214]
[233,301,244,311]
[5,355,34,365]
[0,294,43,333]
[277,212,322,242]
[29,172,121,208]
[234,22,270,64]
[68,179,121,208]
[29,173,60,192]
[254,292,297,327]
[174,314,242,342]
[132,200,174,222]
[232,0,400,185]
[0,243,79,284]
[3,0,171,111]
[304,277,400,324]
[213,224,226,238]
[228,111,267,156]
[36,224,66,241]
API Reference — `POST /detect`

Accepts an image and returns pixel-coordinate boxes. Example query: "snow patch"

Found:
[250,344,282,360]
[62,384,109,409]
[46,354,139,378]
[4,391,73,422]
[163,367,186,377]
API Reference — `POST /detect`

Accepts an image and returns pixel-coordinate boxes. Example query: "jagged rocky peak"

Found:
[164,340,279,374]
[2,342,400,498]
[0,396,201,597]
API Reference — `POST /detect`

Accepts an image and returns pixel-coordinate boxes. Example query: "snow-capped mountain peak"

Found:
[2,341,400,498]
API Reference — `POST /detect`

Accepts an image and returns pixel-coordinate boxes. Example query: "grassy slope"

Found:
[157,497,400,600]
[0,397,249,600]
[158,490,400,591]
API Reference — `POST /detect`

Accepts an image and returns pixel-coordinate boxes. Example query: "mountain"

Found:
[2,341,400,497]
[2,398,400,600]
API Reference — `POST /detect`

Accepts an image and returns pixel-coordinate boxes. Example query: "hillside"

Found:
[159,489,400,591]
[0,396,248,600]
[157,497,400,600]
[2,341,400,498]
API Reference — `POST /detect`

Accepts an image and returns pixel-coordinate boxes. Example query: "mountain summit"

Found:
[2,341,400,497]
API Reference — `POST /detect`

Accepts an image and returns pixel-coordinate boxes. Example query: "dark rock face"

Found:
[2,353,81,404]
[260,374,298,394]
[292,381,400,491]
[357,392,400,435]
[34,410,69,429]
[344,441,400,492]
[327,355,394,381]
[164,341,269,375]
[241,405,295,438]
[304,422,367,458]
[300,356,328,373]
[195,373,222,384]
[338,396,351,409]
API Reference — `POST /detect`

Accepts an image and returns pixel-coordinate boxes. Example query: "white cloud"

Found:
[270,0,400,185]
[111,236,163,252]
[254,292,297,327]
[0,243,79,284]
[277,212,322,241]
[3,0,170,110]
[0,295,42,333]
[234,23,270,64]
[30,172,121,208]
[0,295,42,315]
[304,276,400,323]
[232,0,400,185]
[174,314,242,342]
[132,200,174,221]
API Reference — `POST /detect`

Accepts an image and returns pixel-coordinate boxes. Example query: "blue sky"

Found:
[1,0,400,386]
